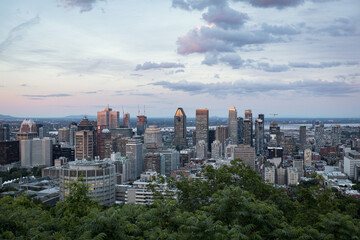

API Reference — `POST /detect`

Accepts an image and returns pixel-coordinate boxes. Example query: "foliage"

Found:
[0,159,359,239]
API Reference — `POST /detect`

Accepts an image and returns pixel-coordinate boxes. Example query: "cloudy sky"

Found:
[0,0,359,118]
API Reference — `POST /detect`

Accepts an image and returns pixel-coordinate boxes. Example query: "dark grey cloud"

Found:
[151,79,360,97]
[0,16,40,54]
[242,0,305,9]
[20,84,28,87]
[135,62,185,71]
[23,94,72,98]
[202,5,249,29]
[175,69,185,73]
[57,0,105,13]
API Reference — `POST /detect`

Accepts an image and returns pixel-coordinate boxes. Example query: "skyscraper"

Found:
[243,110,253,146]
[97,127,112,160]
[314,124,325,153]
[255,117,264,154]
[228,106,238,145]
[69,122,78,147]
[196,109,209,149]
[123,113,130,128]
[299,126,306,147]
[234,145,256,170]
[331,125,341,146]
[126,139,144,180]
[17,119,38,140]
[75,130,94,160]
[173,107,187,149]
[58,127,70,143]
[216,126,228,156]
[144,125,163,148]
[21,138,53,167]
[237,117,244,144]
[270,121,281,147]
[97,107,119,129]
[136,115,148,136]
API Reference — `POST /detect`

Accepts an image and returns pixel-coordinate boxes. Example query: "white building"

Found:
[344,150,360,179]
[21,137,53,167]
[144,125,163,148]
[264,166,275,184]
[196,140,207,159]
[211,140,223,159]
[59,159,116,206]
[287,168,299,185]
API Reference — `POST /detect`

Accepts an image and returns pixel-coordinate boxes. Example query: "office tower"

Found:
[112,137,129,157]
[174,108,187,149]
[228,106,238,145]
[144,152,164,175]
[126,139,144,181]
[211,140,222,159]
[53,144,75,161]
[196,109,209,149]
[243,110,253,146]
[225,144,237,160]
[284,136,296,153]
[293,159,303,172]
[60,160,116,206]
[208,129,216,152]
[21,137,53,167]
[159,148,180,177]
[137,115,148,136]
[255,117,264,154]
[314,124,325,153]
[0,123,10,141]
[216,126,228,155]
[69,122,78,146]
[0,141,20,165]
[276,167,286,185]
[17,119,38,140]
[287,168,299,185]
[78,116,95,131]
[144,125,162,148]
[58,127,70,143]
[299,126,306,147]
[196,140,207,159]
[97,107,119,129]
[304,148,312,167]
[237,117,244,144]
[234,145,256,169]
[264,166,276,184]
[258,114,264,145]
[123,113,130,128]
[75,130,94,160]
[97,128,112,160]
[269,121,281,147]
[331,125,341,146]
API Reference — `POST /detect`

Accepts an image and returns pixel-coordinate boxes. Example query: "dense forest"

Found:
[1,160,359,240]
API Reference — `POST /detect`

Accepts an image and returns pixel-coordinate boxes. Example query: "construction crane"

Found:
[269,113,278,122]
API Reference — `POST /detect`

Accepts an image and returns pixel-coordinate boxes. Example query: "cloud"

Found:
[57,0,105,13]
[256,62,290,72]
[23,94,72,98]
[0,16,40,54]
[214,74,220,78]
[289,61,358,69]
[242,0,305,9]
[175,69,185,73]
[261,23,301,35]
[202,5,249,29]
[82,91,101,94]
[20,84,28,87]
[135,62,185,70]
[318,17,358,36]
[129,93,156,97]
[150,79,360,97]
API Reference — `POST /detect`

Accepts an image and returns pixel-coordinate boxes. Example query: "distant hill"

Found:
[0,114,16,119]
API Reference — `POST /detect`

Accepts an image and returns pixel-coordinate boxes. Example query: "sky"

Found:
[0,0,359,118]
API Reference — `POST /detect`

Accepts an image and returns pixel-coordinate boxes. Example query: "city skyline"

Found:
[0,0,359,118]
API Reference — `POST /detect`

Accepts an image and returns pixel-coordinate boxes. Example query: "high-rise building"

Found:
[304,148,312,167]
[211,140,222,159]
[21,138,53,167]
[314,124,325,153]
[123,113,130,128]
[59,160,116,206]
[216,126,228,155]
[144,125,162,148]
[196,140,207,159]
[58,127,70,143]
[75,130,94,160]
[228,106,238,145]
[136,115,148,136]
[331,125,341,146]
[0,123,10,141]
[144,152,165,175]
[17,119,38,140]
[234,145,255,169]
[77,116,94,131]
[173,108,187,149]
[0,141,20,165]
[208,129,216,152]
[69,122,78,147]
[158,148,179,177]
[344,150,360,179]
[269,121,281,147]
[255,117,264,155]
[97,107,119,129]
[237,117,244,144]
[195,109,209,149]
[97,127,112,160]
[126,139,144,181]
[299,126,306,147]
[284,136,296,153]
[243,110,253,146]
